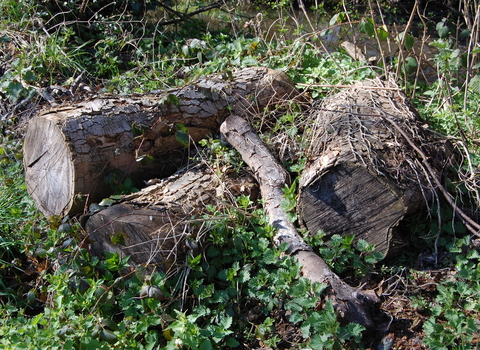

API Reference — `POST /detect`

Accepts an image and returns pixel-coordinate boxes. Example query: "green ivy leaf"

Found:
[23,69,37,82]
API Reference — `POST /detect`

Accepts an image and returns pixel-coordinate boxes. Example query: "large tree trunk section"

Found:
[298,78,452,257]
[219,115,380,327]
[23,67,299,218]
[85,162,258,273]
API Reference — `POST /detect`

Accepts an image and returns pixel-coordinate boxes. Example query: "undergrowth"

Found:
[1,0,479,348]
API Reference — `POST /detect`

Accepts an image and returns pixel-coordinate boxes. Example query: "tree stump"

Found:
[23,67,299,218]
[298,78,452,257]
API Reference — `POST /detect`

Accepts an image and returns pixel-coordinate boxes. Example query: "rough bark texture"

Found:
[23,67,299,218]
[85,161,258,273]
[220,115,379,327]
[298,78,452,257]
[220,115,310,253]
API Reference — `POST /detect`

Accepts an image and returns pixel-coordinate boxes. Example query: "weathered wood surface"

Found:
[23,67,299,218]
[219,115,380,327]
[298,78,452,256]
[85,161,258,273]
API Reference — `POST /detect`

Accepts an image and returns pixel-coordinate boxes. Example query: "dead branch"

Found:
[220,114,380,327]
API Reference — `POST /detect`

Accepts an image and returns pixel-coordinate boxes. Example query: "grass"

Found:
[1,0,480,348]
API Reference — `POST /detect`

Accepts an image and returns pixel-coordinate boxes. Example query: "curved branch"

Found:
[220,114,380,328]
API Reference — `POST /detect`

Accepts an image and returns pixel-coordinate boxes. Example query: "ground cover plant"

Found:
[1,0,479,348]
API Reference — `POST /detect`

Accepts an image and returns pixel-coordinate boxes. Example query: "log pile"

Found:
[23,67,461,326]
[23,67,297,218]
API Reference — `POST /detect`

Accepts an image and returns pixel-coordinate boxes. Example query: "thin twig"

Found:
[382,115,480,236]
[296,83,401,90]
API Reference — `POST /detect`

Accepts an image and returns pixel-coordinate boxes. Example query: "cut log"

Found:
[23,67,300,218]
[85,161,259,272]
[298,78,452,257]
[219,114,380,327]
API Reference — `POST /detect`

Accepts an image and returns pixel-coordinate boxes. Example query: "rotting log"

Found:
[219,114,380,327]
[298,78,453,257]
[23,67,299,218]
[85,161,259,273]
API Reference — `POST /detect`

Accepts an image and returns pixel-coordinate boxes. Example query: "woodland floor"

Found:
[5,90,479,350]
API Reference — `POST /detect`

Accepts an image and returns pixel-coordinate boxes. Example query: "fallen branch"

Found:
[220,114,380,327]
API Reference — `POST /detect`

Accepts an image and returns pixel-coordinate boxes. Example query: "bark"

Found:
[85,161,259,272]
[219,114,380,327]
[23,67,299,218]
[298,78,453,257]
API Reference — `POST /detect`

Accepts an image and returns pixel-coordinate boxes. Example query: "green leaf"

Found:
[200,339,213,350]
[281,196,296,212]
[218,315,233,329]
[6,80,24,102]
[436,19,449,38]
[329,12,346,26]
[131,122,144,136]
[175,130,189,148]
[167,93,179,106]
[226,337,240,347]
[468,74,480,93]
[377,25,389,41]
[0,35,12,42]
[137,154,154,165]
[99,198,115,206]
[288,311,304,324]
[287,162,304,172]
[405,34,414,50]
[396,31,414,50]
[188,253,202,268]
[110,231,127,246]
[365,251,385,264]
[404,56,418,74]
[176,123,187,132]
[239,268,251,283]
[359,18,375,37]
[23,69,37,82]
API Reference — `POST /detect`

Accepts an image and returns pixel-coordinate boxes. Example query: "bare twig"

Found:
[383,114,480,236]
